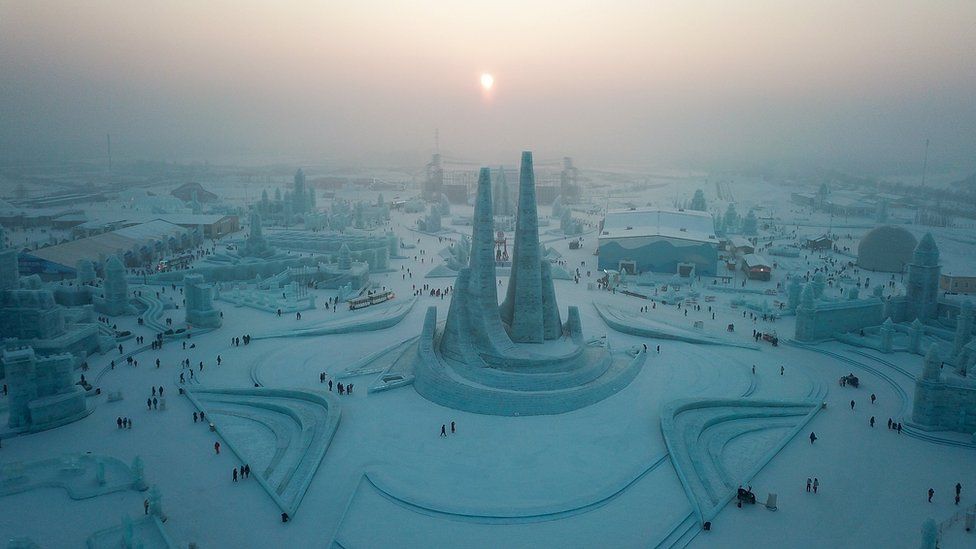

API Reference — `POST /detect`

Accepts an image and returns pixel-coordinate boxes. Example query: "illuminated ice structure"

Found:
[413,152,644,416]
[2,346,88,432]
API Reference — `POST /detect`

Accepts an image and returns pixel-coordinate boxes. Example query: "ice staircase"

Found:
[183,387,341,517]
[661,398,822,524]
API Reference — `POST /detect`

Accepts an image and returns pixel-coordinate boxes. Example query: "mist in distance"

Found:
[1,0,974,177]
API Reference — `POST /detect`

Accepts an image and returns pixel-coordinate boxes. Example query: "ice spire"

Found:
[500,151,561,342]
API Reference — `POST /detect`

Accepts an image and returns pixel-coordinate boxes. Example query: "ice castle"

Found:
[413,152,644,416]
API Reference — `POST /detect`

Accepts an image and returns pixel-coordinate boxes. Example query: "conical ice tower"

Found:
[499,151,562,343]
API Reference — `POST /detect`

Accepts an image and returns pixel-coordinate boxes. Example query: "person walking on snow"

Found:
[928,488,935,502]
[233,468,238,482]
[451,421,456,434]
[871,393,876,404]
[850,400,855,412]
[440,424,447,437]
[813,478,819,493]
[870,416,875,427]
[806,478,812,492]
[214,441,221,454]
[809,432,817,444]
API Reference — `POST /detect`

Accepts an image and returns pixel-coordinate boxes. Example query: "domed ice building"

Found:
[857,225,918,273]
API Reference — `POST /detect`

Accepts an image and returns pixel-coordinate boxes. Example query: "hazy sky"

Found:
[1,1,974,173]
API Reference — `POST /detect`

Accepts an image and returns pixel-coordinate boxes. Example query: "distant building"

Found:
[941,273,976,295]
[170,182,218,203]
[805,234,833,251]
[441,184,469,205]
[535,185,560,206]
[598,208,718,276]
[19,193,107,209]
[148,214,238,239]
[0,206,86,228]
[857,225,916,273]
[71,214,238,240]
[19,219,198,276]
[741,254,772,281]
[727,236,755,256]
[824,193,873,217]
[791,192,817,208]
[559,157,580,204]
[423,153,444,200]
[50,212,89,230]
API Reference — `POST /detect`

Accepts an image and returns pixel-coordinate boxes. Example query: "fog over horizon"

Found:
[1,1,974,176]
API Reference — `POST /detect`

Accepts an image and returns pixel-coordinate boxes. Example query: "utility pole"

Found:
[106,133,112,170]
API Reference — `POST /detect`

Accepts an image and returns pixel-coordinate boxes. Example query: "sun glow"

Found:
[480,73,494,91]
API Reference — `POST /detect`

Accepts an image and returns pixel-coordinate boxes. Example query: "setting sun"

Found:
[480,72,494,91]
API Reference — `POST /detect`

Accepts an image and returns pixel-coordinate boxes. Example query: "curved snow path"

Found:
[366,452,671,523]
[594,303,760,350]
[251,297,415,340]
[331,453,699,548]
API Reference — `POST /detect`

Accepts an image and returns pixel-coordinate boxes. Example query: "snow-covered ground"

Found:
[1,178,975,548]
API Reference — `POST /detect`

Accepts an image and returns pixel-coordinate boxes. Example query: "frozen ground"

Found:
[1,177,975,548]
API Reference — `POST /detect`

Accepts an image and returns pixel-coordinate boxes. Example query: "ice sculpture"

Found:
[94,256,133,316]
[499,151,561,343]
[184,275,221,329]
[912,343,976,433]
[905,233,940,321]
[741,210,758,236]
[240,211,275,259]
[412,153,644,416]
[1,347,87,432]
